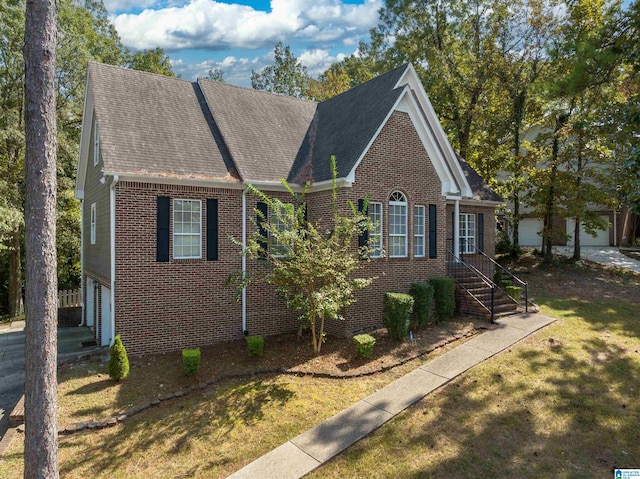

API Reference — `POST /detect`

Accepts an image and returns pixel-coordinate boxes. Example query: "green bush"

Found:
[409,281,434,328]
[182,348,201,376]
[353,334,376,359]
[246,335,264,356]
[108,335,130,381]
[383,292,414,339]
[505,285,522,301]
[429,277,455,322]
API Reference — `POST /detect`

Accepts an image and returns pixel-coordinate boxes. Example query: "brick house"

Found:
[76,62,502,355]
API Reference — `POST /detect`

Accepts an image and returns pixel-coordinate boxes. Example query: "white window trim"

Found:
[414,205,425,257]
[389,191,408,258]
[369,202,383,258]
[173,199,202,260]
[268,204,293,258]
[90,202,96,245]
[460,213,476,254]
[93,118,99,167]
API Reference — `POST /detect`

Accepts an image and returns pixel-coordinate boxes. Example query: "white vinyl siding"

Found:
[173,199,202,259]
[93,118,99,166]
[389,191,408,258]
[90,202,96,245]
[414,205,425,257]
[368,202,383,258]
[460,213,476,254]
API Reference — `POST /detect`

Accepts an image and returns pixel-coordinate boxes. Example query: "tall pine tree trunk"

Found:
[8,228,23,317]
[23,0,58,476]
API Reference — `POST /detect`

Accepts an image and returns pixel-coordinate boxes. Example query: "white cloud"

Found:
[112,0,382,52]
[172,47,347,87]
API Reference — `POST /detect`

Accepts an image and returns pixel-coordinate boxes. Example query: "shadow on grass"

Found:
[331,325,640,478]
[58,376,296,477]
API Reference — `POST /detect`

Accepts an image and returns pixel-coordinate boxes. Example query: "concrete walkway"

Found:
[0,321,99,441]
[553,246,640,274]
[229,313,556,479]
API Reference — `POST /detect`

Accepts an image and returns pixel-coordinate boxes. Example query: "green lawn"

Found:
[309,257,640,478]
[1,256,638,478]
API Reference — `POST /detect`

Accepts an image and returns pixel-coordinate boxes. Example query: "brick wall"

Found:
[307,111,449,337]
[112,111,497,354]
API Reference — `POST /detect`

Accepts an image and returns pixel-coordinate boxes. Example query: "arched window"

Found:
[389,191,408,257]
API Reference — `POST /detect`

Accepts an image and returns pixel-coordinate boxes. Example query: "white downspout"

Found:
[454,199,460,259]
[109,175,119,346]
[242,188,247,335]
[613,209,617,246]
[79,200,85,326]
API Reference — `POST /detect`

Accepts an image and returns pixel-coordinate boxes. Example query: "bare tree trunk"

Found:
[23,0,58,476]
[573,216,581,260]
[8,228,23,317]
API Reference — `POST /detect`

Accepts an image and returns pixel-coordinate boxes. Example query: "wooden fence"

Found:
[58,288,81,308]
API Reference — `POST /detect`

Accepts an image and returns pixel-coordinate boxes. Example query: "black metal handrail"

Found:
[447,248,496,322]
[447,238,529,313]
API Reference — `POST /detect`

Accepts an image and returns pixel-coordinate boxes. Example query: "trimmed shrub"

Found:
[383,292,414,339]
[108,335,130,381]
[429,277,455,322]
[409,281,434,328]
[353,334,376,359]
[505,285,522,301]
[182,348,201,376]
[246,335,264,356]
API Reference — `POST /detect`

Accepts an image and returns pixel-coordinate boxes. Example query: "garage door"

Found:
[518,219,543,247]
[566,217,610,246]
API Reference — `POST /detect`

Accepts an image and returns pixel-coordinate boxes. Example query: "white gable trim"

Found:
[76,75,93,200]
[345,83,463,198]
[345,86,407,185]
[395,64,473,198]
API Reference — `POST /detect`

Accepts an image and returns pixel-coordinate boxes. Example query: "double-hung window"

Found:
[269,204,293,257]
[389,191,408,257]
[173,199,202,259]
[460,213,476,254]
[90,203,96,245]
[368,202,383,258]
[414,205,425,257]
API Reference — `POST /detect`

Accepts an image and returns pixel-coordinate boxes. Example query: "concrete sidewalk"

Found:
[229,312,556,479]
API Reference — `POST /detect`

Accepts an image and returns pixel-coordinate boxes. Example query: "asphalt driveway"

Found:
[0,321,99,440]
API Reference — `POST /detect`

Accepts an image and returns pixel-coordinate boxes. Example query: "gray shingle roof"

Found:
[89,62,237,181]
[197,79,317,183]
[88,62,498,202]
[457,155,503,202]
[290,64,409,183]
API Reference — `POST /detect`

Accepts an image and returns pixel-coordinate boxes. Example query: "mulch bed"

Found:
[42,316,490,437]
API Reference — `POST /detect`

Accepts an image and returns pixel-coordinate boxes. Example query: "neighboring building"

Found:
[506,125,620,248]
[76,62,503,355]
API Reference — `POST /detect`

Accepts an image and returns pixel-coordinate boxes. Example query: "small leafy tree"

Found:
[243,157,374,355]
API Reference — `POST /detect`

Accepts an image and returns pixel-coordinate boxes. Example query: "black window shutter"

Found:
[357,199,369,259]
[257,201,268,259]
[477,213,484,252]
[206,199,219,261]
[429,204,437,258]
[157,196,170,262]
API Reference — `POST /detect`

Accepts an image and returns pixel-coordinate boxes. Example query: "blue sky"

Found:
[105,0,382,85]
